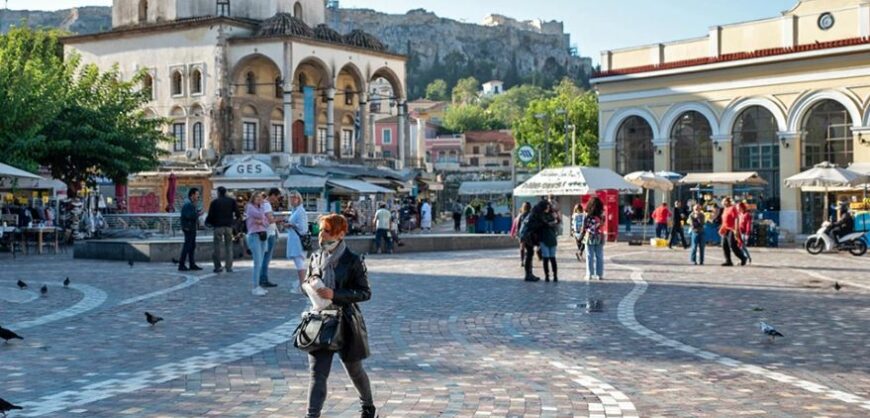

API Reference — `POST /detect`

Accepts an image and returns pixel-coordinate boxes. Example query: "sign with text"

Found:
[225,159,275,178]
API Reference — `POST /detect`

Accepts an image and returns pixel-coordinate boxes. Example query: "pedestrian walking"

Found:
[286,190,309,294]
[719,197,747,266]
[540,202,559,282]
[737,202,753,264]
[520,200,549,282]
[451,200,462,232]
[205,186,239,273]
[178,188,203,272]
[510,202,532,267]
[651,202,671,239]
[669,200,688,249]
[581,197,606,280]
[259,189,283,288]
[373,202,392,254]
[571,203,586,261]
[303,214,376,418]
[245,192,269,296]
[389,205,402,248]
[689,204,706,265]
[484,202,496,234]
[622,205,634,233]
[420,199,432,232]
[463,203,476,233]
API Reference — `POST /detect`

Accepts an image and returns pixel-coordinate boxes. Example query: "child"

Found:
[571,203,586,262]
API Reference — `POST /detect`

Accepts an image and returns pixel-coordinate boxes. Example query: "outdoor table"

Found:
[22,226,59,255]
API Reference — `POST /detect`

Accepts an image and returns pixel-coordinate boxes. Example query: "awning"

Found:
[0,177,67,192]
[0,162,42,180]
[679,172,768,186]
[848,162,870,176]
[513,166,641,197]
[210,176,282,190]
[458,181,514,196]
[326,179,394,194]
[283,175,327,191]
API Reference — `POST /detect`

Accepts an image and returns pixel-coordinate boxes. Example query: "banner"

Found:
[304,86,315,137]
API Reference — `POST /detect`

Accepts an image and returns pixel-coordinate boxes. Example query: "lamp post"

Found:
[534,113,550,167]
[569,124,577,166]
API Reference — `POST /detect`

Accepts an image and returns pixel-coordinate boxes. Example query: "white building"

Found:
[481,80,504,97]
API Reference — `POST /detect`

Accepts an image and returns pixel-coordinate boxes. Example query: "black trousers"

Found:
[669,225,687,248]
[179,229,196,267]
[307,350,373,418]
[722,231,746,264]
[523,243,536,279]
[453,213,461,231]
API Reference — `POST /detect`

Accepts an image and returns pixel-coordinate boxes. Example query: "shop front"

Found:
[211,158,282,209]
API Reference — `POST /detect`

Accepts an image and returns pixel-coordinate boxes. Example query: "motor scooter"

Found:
[805,221,867,256]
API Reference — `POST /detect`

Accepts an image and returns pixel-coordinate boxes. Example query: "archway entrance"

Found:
[292,120,306,154]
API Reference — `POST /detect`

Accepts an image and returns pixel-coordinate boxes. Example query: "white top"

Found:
[263,201,278,236]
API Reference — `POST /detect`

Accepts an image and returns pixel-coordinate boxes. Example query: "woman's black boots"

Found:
[361,405,377,418]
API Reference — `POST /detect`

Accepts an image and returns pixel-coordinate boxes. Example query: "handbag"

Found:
[257,231,267,241]
[292,224,313,252]
[293,308,344,353]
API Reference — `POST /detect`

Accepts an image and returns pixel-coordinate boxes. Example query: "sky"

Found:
[10,0,798,62]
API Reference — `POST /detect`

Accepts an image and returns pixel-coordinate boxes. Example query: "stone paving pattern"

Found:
[1,241,869,417]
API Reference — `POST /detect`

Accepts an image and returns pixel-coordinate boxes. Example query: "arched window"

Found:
[246,71,256,95]
[294,2,303,20]
[614,116,654,175]
[171,70,183,96]
[191,69,203,95]
[802,99,853,169]
[138,0,148,22]
[345,85,354,106]
[192,122,203,149]
[670,111,713,173]
[298,73,308,92]
[275,76,283,99]
[141,73,154,100]
[732,106,780,210]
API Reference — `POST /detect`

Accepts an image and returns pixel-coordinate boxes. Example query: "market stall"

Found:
[458,181,514,233]
[678,171,771,246]
[624,171,675,243]
[785,162,869,234]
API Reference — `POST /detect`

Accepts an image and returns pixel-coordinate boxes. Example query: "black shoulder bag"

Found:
[292,223,313,252]
[293,308,344,353]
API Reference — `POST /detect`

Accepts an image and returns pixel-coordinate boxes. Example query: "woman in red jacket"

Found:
[737,202,753,264]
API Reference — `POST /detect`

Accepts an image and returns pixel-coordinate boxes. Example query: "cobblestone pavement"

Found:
[1,241,869,417]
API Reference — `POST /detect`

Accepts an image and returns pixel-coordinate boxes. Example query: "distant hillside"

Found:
[0,6,592,97]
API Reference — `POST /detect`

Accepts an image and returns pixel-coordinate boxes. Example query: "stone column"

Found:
[357,91,368,161]
[283,90,293,154]
[598,142,616,172]
[652,137,671,207]
[416,118,426,168]
[711,134,733,197]
[397,99,407,169]
[778,131,802,235]
[853,127,870,164]
[326,87,336,156]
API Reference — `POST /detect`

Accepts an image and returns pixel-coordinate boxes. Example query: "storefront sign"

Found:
[225,159,275,178]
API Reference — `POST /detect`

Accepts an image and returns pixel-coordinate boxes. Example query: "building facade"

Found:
[64,0,408,166]
[594,0,870,234]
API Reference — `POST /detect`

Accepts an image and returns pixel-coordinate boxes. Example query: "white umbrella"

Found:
[784,161,870,221]
[624,171,674,242]
[655,171,684,182]
[513,166,641,197]
[0,162,42,180]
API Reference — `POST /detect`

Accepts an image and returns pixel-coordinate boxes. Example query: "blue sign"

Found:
[303,86,315,137]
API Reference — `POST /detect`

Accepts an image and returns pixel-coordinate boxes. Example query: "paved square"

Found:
[1,243,869,417]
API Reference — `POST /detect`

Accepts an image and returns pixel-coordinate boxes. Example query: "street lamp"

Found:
[568,124,577,166]
[534,113,549,167]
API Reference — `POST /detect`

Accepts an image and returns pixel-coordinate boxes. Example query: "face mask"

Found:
[320,239,340,252]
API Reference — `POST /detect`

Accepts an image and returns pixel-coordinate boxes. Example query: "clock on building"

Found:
[818,12,835,30]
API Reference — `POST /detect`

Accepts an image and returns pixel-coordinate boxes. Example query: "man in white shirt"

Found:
[372,202,393,254]
[420,199,432,232]
[260,188,283,288]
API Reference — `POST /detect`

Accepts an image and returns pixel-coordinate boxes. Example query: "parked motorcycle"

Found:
[805,221,867,256]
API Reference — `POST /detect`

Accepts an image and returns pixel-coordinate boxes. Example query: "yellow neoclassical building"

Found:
[593,0,870,234]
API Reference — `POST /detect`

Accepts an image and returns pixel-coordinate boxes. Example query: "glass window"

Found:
[246,72,256,95]
[243,122,257,151]
[383,150,392,158]
[671,111,713,173]
[192,122,203,149]
[732,106,780,210]
[142,73,154,100]
[191,69,203,95]
[345,87,354,106]
[341,129,354,157]
[802,100,853,169]
[317,127,328,153]
[615,116,654,174]
[171,71,183,96]
[294,2,303,20]
[382,128,392,144]
[172,122,185,152]
[217,0,230,16]
[272,124,284,152]
[275,77,283,99]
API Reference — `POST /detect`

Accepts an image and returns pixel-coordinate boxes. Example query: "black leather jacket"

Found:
[307,246,371,362]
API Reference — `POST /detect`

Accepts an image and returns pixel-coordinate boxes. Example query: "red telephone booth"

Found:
[580,189,620,242]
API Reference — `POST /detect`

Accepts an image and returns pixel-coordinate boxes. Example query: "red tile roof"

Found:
[464,131,516,149]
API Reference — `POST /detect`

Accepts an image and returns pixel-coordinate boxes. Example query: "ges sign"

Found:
[226,160,275,177]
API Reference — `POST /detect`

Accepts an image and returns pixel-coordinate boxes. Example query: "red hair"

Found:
[319,214,348,234]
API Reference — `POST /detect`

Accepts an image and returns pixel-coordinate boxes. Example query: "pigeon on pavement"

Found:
[834,282,842,291]
[145,312,163,326]
[0,326,23,343]
[16,280,26,290]
[128,259,135,268]
[63,277,70,288]
[40,285,47,296]
[760,321,784,341]
[0,396,23,416]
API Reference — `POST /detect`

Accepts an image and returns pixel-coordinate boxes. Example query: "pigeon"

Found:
[760,321,784,341]
[0,326,23,343]
[40,285,47,296]
[128,259,135,268]
[63,277,70,288]
[834,282,842,291]
[0,396,23,416]
[16,280,27,290]
[145,312,163,326]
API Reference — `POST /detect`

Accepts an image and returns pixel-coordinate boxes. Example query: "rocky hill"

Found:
[0,6,592,97]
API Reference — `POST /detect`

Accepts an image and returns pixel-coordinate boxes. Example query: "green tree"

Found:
[487,84,549,127]
[40,65,169,192]
[443,104,504,133]
[424,79,449,101]
[451,76,479,105]
[512,78,598,168]
[0,26,74,170]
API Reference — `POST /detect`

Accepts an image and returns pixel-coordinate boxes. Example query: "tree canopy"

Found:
[0,26,169,190]
[451,76,480,105]
[424,79,448,101]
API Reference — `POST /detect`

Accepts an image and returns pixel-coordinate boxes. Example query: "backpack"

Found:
[519,213,538,245]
